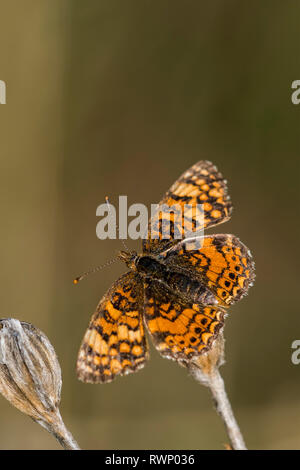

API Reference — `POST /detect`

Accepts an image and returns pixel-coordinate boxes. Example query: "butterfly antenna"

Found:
[105,196,130,252]
[73,257,117,284]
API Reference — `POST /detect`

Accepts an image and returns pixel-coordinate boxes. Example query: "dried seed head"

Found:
[0,319,79,449]
[0,318,61,421]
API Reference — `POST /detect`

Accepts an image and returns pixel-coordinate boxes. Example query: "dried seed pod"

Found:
[0,319,79,450]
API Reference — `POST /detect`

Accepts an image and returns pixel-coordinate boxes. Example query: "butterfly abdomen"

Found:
[136,255,217,306]
[162,271,218,306]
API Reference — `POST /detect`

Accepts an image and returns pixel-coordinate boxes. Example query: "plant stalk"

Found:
[206,369,246,450]
[190,333,247,450]
[37,410,81,450]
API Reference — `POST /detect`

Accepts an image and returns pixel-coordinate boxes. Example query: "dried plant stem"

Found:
[189,334,247,450]
[206,369,246,450]
[38,410,80,450]
[192,366,246,450]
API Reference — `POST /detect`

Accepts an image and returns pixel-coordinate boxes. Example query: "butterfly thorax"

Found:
[119,251,219,307]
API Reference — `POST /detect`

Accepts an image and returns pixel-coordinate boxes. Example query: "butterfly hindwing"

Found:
[77,272,148,383]
[143,280,225,366]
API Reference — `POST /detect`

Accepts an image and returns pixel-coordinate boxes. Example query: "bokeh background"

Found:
[0,0,299,450]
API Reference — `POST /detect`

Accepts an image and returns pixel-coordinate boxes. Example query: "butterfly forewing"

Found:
[77,272,148,383]
[159,234,255,306]
[143,160,233,254]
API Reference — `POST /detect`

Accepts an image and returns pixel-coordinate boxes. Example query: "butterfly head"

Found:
[118,250,138,270]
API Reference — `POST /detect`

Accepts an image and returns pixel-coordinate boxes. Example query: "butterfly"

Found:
[76,161,255,383]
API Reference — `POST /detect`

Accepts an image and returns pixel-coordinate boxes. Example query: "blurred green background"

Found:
[0,0,300,450]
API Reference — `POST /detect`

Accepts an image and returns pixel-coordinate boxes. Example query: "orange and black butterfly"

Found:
[76,161,255,383]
